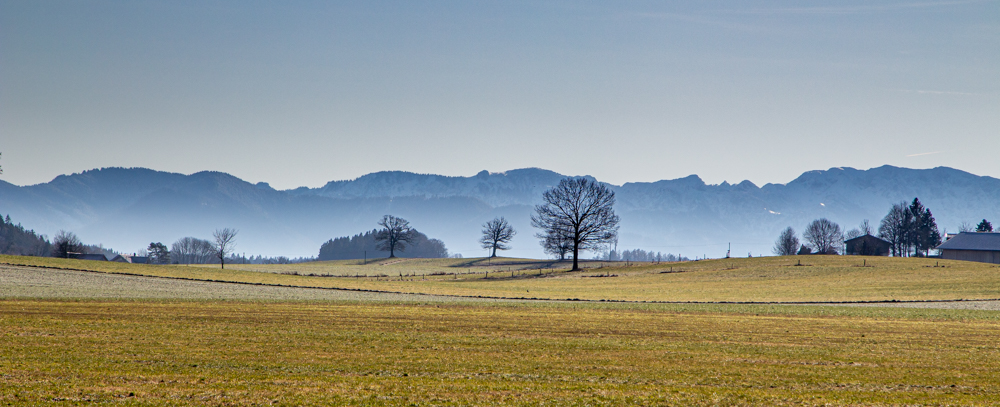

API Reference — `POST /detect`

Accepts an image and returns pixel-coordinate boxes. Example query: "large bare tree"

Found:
[772,227,799,256]
[375,215,414,258]
[213,228,238,269]
[480,217,516,258]
[803,218,843,255]
[531,178,619,271]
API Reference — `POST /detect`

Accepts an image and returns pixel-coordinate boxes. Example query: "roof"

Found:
[936,232,1000,251]
[845,234,889,244]
[75,253,108,261]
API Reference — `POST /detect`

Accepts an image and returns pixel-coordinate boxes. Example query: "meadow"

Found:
[3,299,999,405]
[4,254,1000,405]
[4,254,1000,303]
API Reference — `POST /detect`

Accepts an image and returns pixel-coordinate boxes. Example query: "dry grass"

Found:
[2,299,999,405]
[5,254,1000,303]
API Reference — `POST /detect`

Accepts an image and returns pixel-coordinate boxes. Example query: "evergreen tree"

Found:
[976,219,994,233]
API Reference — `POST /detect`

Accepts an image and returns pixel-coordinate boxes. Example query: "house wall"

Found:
[941,249,1000,264]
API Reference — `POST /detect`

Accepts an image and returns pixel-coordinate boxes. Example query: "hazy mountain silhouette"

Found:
[1,166,997,258]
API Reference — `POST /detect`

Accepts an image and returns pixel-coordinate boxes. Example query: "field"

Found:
[3,254,1000,405]
[5,254,1000,303]
[3,299,1000,405]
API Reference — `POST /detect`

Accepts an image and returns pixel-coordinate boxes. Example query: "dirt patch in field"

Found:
[839,300,1000,311]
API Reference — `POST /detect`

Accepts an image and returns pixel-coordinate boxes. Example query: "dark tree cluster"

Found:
[877,198,941,257]
[318,224,448,261]
[147,242,171,264]
[977,219,994,233]
[0,213,51,256]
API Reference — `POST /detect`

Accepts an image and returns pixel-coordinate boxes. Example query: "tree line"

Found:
[0,213,51,256]
[773,198,948,257]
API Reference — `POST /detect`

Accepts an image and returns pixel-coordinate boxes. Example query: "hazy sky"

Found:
[2,0,998,189]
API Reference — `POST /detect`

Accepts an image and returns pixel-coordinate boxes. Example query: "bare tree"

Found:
[51,230,82,258]
[539,229,573,260]
[772,227,799,256]
[375,215,414,258]
[531,178,619,271]
[171,237,216,264]
[480,217,516,258]
[879,202,910,257]
[958,222,974,233]
[859,219,873,236]
[213,228,238,269]
[803,218,843,255]
[845,228,862,240]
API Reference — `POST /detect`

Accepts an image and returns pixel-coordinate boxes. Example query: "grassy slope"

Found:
[3,300,999,406]
[4,254,1000,302]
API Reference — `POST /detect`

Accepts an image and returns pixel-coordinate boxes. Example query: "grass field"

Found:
[4,255,1000,405]
[5,254,1000,303]
[3,299,999,405]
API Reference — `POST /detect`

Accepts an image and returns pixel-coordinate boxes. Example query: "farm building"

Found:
[844,234,891,256]
[936,232,1000,264]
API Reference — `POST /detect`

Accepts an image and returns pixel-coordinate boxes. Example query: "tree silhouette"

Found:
[532,178,619,271]
[772,227,799,256]
[375,215,414,258]
[804,218,843,255]
[480,217,515,258]
[213,228,238,269]
[977,219,994,233]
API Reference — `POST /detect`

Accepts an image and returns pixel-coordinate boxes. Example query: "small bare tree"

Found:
[859,219,873,236]
[213,228,238,269]
[532,178,619,271]
[772,227,799,256]
[539,230,573,260]
[804,218,843,255]
[845,228,863,240]
[51,230,83,258]
[480,217,516,258]
[375,215,414,258]
[958,222,974,233]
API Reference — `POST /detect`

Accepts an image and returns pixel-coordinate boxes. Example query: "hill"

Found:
[0,166,997,257]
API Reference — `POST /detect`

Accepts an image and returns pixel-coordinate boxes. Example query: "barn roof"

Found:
[937,232,1000,251]
[845,234,889,245]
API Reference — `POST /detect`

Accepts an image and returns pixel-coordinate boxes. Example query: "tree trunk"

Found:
[572,243,580,271]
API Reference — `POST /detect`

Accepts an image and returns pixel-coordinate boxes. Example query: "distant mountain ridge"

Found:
[1,166,997,258]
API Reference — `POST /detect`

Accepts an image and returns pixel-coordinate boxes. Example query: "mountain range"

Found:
[1,166,997,259]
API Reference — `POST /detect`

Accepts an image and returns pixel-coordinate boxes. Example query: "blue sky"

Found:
[2,0,997,188]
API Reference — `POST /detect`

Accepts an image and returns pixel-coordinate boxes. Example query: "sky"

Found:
[1,0,998,189]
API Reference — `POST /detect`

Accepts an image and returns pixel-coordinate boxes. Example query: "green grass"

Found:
[2,299,999,405]
[6,254,1000,303]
